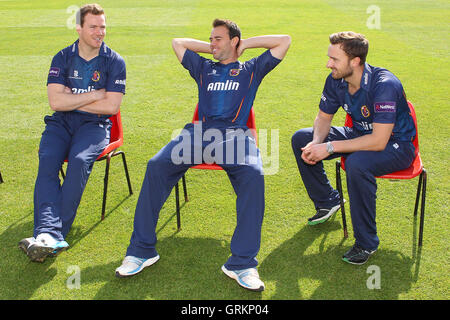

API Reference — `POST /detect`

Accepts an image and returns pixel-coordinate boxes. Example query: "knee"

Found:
[291,128,312,151]
[68,154,93,173]
[147,154,169,174]
[38,152,64,176]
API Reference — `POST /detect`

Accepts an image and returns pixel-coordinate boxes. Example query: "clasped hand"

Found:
[301,142,329,165]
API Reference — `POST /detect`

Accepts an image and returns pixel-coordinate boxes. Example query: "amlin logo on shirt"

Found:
[207,80,239,91]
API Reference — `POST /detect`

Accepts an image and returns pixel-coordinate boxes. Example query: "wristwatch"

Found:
[326,141,334,155]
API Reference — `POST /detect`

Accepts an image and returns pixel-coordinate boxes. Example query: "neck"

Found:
[78,40,101,61]
[345,64,364,95]
[218,51,238,65]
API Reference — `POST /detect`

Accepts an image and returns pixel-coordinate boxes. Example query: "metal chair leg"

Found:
[418,170,427,247]
[175,182,181,230]
[336,161,348,238]
[101,154,112,221]
[119,151,133,195]
[413,170,423,217]
[182,174,188,202]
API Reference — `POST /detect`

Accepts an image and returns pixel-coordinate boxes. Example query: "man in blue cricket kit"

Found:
[116,19,290,292]
[19,3,126,262]
[291,32,416,265]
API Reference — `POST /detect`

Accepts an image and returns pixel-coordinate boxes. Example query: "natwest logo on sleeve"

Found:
[49,67,60,77]
[375,101,396,113]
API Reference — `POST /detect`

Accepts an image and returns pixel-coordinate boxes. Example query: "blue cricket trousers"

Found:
[34,111,111,241]
[126,121,265,270]
[291,126,415,251]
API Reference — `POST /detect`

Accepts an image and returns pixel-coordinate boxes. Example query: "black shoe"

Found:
[308,202,342,225]
[342,244,377,265]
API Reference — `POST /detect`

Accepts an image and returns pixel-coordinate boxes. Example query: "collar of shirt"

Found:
[68,39,109,58]
[336,62,373,92]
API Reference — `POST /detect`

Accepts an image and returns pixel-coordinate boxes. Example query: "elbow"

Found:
[172,38,184,49]
[280,35,291,50]
[372,140,389,151]
[284,35,292,45]
[48,98,61,111]
[110,104,120,115]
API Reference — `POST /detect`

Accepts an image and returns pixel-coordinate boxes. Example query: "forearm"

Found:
[240,35,291,59]
[311,114,332,144]
[241,35,289,50]
[332,123,394,153]
[47,87,100,112]
[172,38,212,62]
[77,92,123,115]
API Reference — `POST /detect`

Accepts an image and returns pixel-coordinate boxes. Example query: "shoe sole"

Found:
[308,202,344,226]
[18,242,30,255]
[342,250,376,265]
[27,245,55,263]
[115,255,160,278]
[221,265,264,292]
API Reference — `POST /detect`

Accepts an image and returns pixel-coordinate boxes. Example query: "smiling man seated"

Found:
[116,19,290,292]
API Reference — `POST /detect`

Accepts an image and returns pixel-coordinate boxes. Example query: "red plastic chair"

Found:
[60,111,133,220]
[335,101,427,247]
[174,105,257,230]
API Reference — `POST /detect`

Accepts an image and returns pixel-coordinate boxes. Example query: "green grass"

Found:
[0,0,449,300]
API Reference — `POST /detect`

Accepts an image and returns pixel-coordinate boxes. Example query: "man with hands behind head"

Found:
[116,19,290,292]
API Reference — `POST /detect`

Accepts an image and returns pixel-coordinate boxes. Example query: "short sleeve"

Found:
[105,54,126,94]
[181,49,206,83]
[372,79,399,124]
[47,51,67,86]
[251,49,281,81]
[319,74,340,114]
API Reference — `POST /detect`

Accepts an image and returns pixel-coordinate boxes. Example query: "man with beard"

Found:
[291,31,416,265]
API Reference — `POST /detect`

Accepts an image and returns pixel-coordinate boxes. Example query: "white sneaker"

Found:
[221,265,265,292]
[115,255,160,278]
[27,233,69,262]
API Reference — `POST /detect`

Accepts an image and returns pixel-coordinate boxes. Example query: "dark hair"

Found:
[212,18,241,48]
[77,3,105,27]
[329,31,369,65]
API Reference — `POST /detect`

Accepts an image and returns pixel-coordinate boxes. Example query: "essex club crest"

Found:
[361,105,370,118]
[229,69,240,76]
[92,71,101,82]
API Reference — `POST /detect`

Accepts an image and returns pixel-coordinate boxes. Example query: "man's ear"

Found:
[76,24,82,36]
[231,36,239,49]
[351,56,361,67]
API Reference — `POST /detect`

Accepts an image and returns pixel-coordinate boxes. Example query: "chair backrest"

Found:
[191,104,258,144]
[344,100,419,156]
[98,111,124,158]
[109,111,123,145]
